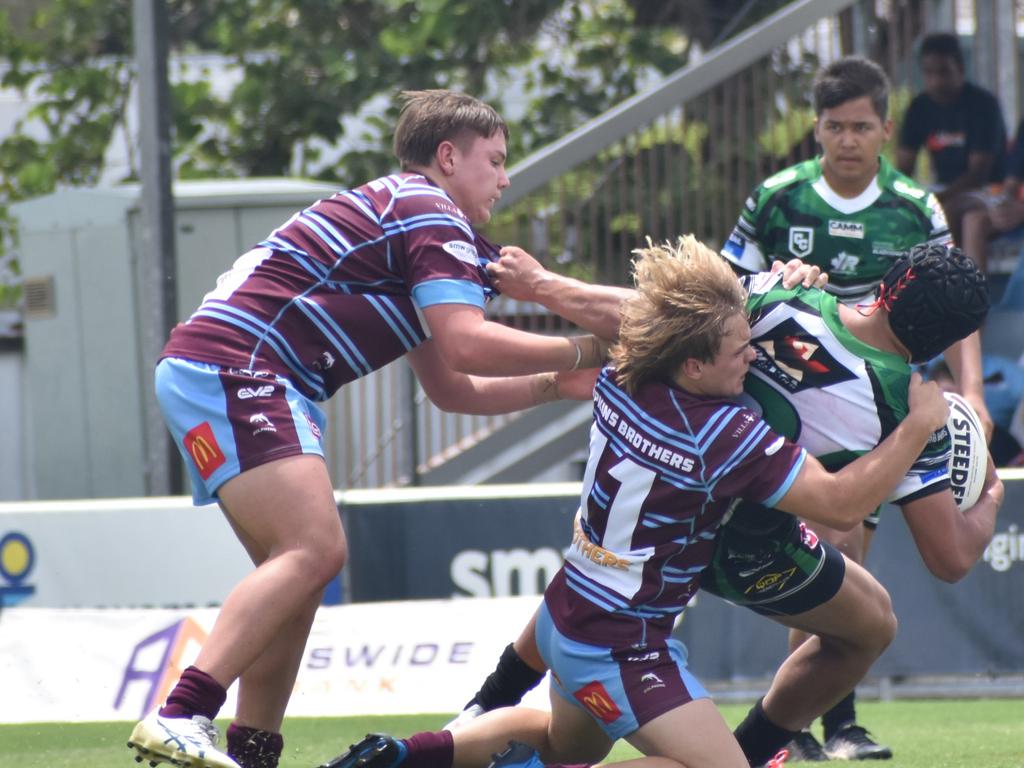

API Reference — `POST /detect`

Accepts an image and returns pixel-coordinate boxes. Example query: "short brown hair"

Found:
[393,90,509,169]
[813,55,890,120]
[613,235,747,395]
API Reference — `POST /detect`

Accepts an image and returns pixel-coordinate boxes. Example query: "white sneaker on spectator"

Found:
[127,711,240,768]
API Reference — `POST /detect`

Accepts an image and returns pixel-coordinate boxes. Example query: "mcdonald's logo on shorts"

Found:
[183,422,226,480]
[573,680,622,724]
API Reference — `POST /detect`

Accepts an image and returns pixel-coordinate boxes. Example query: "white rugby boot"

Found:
[127,711,241,768]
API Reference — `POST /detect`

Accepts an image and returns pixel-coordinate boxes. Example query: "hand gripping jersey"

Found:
[740,271,952,503]
[722,156,951,301]
[162,173,499,401]
[542,367,805,650]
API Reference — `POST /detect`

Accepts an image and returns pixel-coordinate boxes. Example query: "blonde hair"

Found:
[393,90,509,170]
[613,235,747,395]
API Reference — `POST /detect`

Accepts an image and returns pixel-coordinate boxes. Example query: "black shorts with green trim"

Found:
[701,502,845,617]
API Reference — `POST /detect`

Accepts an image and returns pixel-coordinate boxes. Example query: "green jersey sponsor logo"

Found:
[828,220,865,239]
[788,227,814,257]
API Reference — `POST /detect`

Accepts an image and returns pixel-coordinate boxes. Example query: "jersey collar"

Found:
[811,156,884,214]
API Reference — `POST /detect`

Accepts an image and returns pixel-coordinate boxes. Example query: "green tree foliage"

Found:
[0,0,796,306]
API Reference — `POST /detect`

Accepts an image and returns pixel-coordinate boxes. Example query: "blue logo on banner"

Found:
[0,532,36,607]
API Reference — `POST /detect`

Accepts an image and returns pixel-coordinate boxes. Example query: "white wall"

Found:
[0,344,24,500]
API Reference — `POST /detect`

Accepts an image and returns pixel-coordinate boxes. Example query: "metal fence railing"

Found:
[327,0,1020,489]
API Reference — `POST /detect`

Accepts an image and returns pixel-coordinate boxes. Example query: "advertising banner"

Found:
[0,497,342,610]
[677,470,1024,680]
[341,484,579,602]
[0,498,249,609]
[343,474,1024,681]
[2,475,1021,691]
[0,596,548,724]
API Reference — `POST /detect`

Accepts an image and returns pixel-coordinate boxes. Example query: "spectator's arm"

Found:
[989,176,1024,231]
[896,146,918,176]
[1003,175,1022,199]
[936,150,997,204]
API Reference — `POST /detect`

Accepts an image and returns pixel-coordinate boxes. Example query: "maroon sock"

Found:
[401,730,454,768]
[227,723,284,768]
[158,666,227,721]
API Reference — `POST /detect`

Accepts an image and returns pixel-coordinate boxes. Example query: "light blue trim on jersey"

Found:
[341,189,381,224]
[600,374,741,454]
[298,211,355,256]
[198,303,325,392]
[326,276,405,293]
[594,418,706,493]
[564,565,631,611]
[295,297,372,378]
[762,450,807,507]
[365,294,421,350]
[643,512,687,527]
[667,386,742,456]
[376,178,402,219]
[661,564,704,584]
[259,237,331,281]
[709,420,772,484]
[670,385,787,498]
[384,211,474,240]
[412,278,486,309]
[193,304,327,398]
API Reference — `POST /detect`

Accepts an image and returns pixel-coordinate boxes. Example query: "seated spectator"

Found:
[897,32,1008,244]
[928,358,1024,466]
[961,116,1024,274]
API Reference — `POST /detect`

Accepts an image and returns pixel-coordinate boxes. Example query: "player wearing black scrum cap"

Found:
[707,242,999,766]
[436,242,1003,768]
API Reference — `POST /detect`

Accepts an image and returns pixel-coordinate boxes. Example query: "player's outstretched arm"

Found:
[487,246,630,340]
[900,459,1004,582]
[775,373,950,529]
[420,303,605,377]
[487,247,828,342]
[406,340,598,415]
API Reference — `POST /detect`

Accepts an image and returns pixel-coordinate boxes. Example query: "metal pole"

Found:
[133,0,179,495]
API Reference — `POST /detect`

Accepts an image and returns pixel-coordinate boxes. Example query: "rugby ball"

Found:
[944,392,987,511]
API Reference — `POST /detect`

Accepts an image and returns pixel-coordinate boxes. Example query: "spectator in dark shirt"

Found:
[897,32,1008,244]
[962,117,1024,274]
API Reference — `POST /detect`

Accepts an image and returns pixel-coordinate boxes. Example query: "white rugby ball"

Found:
[944,392,988,511]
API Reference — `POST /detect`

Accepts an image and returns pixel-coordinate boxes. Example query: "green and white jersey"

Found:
[740,272,951,504]
[722,156,952,301]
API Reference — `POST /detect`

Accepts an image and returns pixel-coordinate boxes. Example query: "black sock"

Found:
[822,691,856,741]
[467,643,545,711]
[734,698,800,767]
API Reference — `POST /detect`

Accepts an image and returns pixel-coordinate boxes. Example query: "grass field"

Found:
[1,700,1020,768]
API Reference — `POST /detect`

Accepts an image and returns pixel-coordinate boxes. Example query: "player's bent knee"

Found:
[289,540,347,591]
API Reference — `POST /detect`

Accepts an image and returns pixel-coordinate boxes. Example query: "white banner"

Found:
[0,596,550,724]
[0,497,251,609]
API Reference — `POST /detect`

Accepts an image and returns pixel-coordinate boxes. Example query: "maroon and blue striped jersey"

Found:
[544,367,806,649]
[162,173,500,401]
